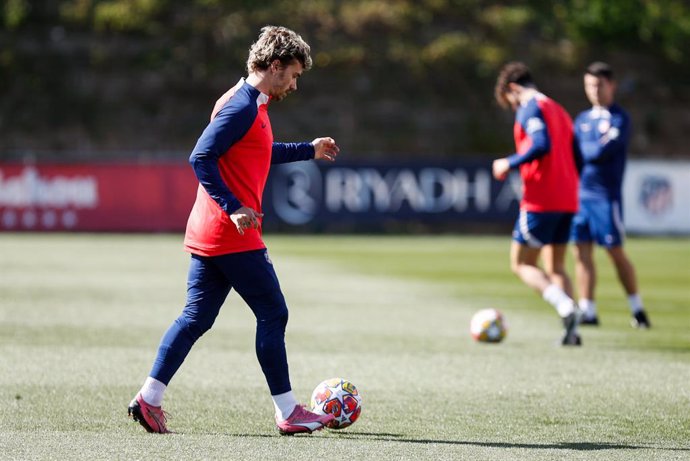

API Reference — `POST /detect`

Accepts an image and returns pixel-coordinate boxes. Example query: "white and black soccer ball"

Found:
[310,378,362,429]
[470,308,508,343]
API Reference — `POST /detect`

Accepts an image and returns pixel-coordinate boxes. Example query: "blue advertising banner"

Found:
[262,160,522,231]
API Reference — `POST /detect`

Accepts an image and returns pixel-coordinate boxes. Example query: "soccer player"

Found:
[491,62,582,346]
[128,26,340,434]
[571,61,651,328]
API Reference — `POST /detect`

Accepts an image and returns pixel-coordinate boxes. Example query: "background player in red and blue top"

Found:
[491,62,583,346]
[571,62,651,329]
[128,26,340,435]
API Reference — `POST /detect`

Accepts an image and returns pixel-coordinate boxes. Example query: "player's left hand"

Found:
[312,137,340,162]
[492,158,510,181]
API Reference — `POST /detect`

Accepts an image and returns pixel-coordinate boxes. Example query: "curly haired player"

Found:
[128,26,339,434]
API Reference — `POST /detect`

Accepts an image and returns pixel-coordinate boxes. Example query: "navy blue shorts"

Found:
[512,210,574,247]
[571,198,625,248]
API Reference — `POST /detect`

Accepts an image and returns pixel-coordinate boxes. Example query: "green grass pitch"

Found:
[1,233,688,460]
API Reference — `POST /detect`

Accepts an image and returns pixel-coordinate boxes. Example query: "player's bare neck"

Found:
[246,72,270,96]
[519,87,539,105]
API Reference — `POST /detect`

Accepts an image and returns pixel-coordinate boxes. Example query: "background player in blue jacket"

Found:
[571,62,651,328]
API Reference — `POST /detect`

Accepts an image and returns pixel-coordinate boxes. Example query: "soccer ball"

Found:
[310,378,362,429]
[470,308,507,343]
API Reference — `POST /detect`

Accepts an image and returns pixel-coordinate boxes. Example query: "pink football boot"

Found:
[128,393,171,434]
[276,405,335,435]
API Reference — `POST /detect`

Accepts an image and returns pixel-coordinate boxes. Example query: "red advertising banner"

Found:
[0,163,198,231]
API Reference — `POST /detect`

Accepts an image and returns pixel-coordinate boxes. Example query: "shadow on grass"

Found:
[325,432,689,452]
[223,431,687,452]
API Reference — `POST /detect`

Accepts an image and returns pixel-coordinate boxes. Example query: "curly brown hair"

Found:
[246,26,312,74]
[494,62,534,109]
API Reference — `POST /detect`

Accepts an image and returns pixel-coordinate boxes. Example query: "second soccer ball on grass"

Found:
[470,308,508,343]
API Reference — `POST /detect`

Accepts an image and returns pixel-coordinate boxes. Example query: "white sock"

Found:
[139,377,167,407]
[579,299,597,318]
[272,390,298,421]
[543,284,575,317]
[628,293,643,313]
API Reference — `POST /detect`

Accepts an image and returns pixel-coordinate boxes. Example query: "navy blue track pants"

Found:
[149,249,291,395]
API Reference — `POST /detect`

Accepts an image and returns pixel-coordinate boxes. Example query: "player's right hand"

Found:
[492,158,510,181]
[230,206,264,235]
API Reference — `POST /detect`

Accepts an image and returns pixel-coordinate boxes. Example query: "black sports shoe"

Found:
[631,310,651,329]
[580,315,599,326]
[562,333,582,346]
[561,311,582,346]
